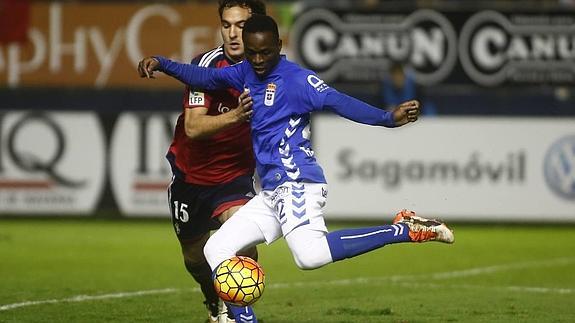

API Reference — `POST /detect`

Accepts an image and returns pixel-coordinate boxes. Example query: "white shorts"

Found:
[236,181,328,244]
[204,181,334,270]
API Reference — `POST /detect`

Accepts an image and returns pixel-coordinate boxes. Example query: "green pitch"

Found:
[1,218,574,322]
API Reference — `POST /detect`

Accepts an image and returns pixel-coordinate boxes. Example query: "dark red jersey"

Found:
[166,46,255,185]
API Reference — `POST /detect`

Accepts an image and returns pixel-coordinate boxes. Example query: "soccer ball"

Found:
[213,256,265,306]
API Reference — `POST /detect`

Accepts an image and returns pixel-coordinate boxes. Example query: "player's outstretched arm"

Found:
[323,91,396,127]
[323,91,421,128]
[137,56,241,91]
[391,100,421,127]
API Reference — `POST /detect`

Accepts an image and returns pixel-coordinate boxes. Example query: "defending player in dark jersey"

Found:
[166,1,265,323]
[167,48,254,186]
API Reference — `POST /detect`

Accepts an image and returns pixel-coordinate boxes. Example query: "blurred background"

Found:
[1,0,574,222]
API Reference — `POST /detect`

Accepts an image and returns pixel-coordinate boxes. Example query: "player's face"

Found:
[220,6,252,62]
[243,31,282,77]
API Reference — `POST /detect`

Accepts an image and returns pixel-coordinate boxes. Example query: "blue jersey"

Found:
[156,56,395,190]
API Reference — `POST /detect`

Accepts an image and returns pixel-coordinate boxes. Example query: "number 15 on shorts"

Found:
[173,201,189,222]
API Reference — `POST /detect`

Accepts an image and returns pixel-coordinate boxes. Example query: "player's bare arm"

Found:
[184,89,253,139]
[392,100,421,126]
[137,56,160,78]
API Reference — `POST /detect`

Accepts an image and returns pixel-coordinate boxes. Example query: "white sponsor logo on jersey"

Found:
[307,75,329,92]
[188,91,205,106]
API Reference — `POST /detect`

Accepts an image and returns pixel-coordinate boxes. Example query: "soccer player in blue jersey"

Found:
[139,14,454,318]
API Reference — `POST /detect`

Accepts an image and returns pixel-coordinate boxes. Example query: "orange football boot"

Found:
[393,209,454,243]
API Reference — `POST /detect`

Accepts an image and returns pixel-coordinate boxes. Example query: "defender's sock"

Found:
[186,261,219,315]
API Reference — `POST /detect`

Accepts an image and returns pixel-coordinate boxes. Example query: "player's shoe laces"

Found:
[222,311,236,323]
[219,300,235,323]
[205,300,219,323]
[393,210,454,243]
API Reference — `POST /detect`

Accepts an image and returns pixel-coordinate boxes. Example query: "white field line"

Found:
[1,258,574,312]
[392,282,575,295]
[0,288,189,311]
[390,257,575,282]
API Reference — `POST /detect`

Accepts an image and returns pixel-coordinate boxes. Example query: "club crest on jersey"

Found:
[264,83,276,106]
[189,91,205,106]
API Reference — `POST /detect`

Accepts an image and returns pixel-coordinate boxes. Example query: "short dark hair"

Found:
[243,14,279,42]
[218,0,266,18]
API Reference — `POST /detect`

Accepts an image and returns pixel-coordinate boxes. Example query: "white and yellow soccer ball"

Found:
[213,256,265,306]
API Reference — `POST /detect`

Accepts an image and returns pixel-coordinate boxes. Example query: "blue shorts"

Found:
[167,174,255,241]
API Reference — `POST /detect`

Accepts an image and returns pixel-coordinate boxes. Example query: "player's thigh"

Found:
[217,204,259,259]
[217,205,242,224]
[271,182,329,237]
[210,174,256,223]
[204,195,281,266]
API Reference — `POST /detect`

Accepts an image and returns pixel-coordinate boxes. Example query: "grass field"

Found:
[1,218,574,323]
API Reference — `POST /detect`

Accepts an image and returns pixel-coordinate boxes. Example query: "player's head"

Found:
[218,0,267,62]
[242,14,282,77]
[390,62,406,88]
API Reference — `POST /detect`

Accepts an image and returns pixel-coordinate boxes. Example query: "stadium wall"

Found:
[313,115,575,222]
[1,1,574,221]
[1,111,574,222]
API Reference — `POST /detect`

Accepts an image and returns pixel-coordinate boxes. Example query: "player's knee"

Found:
[180,238,208,267]
[183,254,206,268]
[292,252,323,270]
[291,243,328,270]
[203,238,220,269]
[203,235,236,270]
[286,228,332,270]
